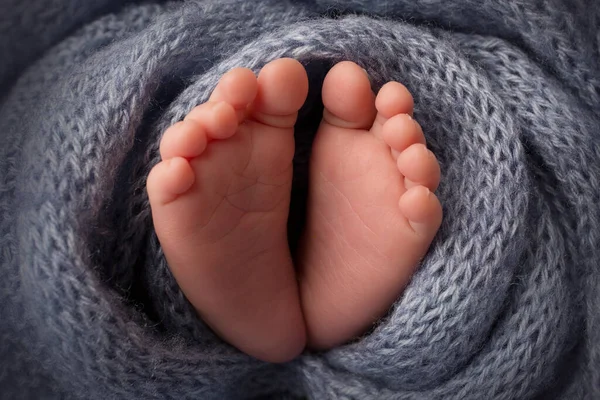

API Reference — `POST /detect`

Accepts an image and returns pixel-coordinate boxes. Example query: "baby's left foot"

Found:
[299,61,443,349]
[147,59,309,363]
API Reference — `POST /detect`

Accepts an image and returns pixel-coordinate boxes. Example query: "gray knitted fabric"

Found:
[1,0,599,399]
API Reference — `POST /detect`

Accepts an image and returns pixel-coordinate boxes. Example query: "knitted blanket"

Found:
[1,0,599,398]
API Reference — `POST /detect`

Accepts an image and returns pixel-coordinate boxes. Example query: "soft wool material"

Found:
[1,0,599,398]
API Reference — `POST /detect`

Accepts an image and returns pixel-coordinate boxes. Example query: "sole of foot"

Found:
[147,58,309,363]
[298,61,443,350]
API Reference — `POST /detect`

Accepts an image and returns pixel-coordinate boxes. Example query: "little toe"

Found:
[321,61,376,130]
[249,58,309,128]
[147,157,195,206]
[397,143,441,191]
[399,186,443,237]
[381,113,426,159]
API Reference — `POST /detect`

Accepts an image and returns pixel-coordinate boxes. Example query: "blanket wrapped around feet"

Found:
[1,0,599,398]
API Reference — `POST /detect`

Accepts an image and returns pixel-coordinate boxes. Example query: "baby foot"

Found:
[147,59,309,363]
[299,61,443,349]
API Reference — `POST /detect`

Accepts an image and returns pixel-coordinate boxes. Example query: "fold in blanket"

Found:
[1,0,599,398]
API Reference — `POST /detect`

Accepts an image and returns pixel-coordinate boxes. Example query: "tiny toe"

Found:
[397,143,441,191]
[371,81,415,141]
[250,58,309,128]
[399,186,443,237]
[147,157,195,206]
[160,119,208,160]
[185,101,239,140]
[375,81,414,119]
[381,113,426,158]
[209,67,258,109]
[322,61,376,129]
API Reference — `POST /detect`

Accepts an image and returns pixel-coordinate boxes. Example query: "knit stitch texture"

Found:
[1,0,599,399]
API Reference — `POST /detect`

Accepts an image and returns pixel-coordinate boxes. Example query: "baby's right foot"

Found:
[299,62,443,349]
[147,59,309,363]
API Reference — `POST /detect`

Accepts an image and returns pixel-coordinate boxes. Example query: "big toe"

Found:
[250,58,309,128]
[321,61,377,130]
